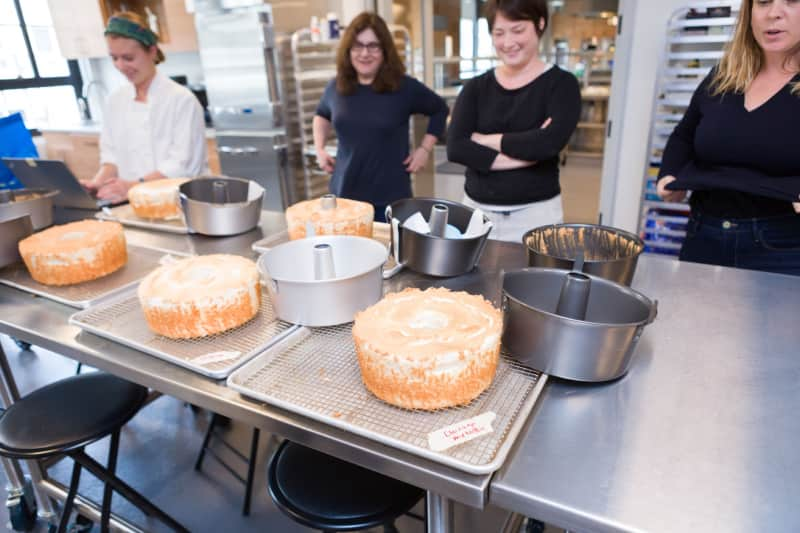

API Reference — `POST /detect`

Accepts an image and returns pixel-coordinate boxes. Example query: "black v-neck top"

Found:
[446,66,581,205]
[659,70,800,218]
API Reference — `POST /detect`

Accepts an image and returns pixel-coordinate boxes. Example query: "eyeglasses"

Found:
[351,41,382,54]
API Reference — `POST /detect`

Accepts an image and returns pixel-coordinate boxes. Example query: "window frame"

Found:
[0,0,83,99]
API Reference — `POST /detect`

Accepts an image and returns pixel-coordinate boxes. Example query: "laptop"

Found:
[1,158,125,209]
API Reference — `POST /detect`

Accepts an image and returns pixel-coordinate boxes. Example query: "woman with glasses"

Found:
[657,0,800,275]
[446,0,581,242]
[81,11,206,203]
[313,12,449,219]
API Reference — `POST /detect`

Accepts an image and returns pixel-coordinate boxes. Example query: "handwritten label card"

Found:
[428,412,497,452]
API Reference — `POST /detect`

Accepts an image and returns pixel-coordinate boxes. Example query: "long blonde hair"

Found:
[711,0,800,95]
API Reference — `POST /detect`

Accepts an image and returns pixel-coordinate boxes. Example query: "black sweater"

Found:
[446,67,581,205]
[658,71,800,218]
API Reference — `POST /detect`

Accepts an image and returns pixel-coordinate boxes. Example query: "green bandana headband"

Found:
[105,16,157,48]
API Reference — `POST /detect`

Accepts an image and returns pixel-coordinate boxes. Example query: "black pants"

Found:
[679,213,800,276]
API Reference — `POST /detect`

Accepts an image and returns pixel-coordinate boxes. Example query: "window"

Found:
[0,0,82,127]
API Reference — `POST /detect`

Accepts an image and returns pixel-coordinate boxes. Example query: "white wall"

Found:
[598,0,689,232]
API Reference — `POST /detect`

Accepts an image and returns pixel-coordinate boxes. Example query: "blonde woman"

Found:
[657,0,800,274]
[82,12,206,203]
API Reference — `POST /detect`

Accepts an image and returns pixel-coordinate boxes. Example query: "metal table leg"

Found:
[426,490,455,533]
[0,341,58,525]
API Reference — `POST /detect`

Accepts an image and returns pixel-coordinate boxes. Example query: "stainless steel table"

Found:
[0,211,519,532]
[490,257,800,532]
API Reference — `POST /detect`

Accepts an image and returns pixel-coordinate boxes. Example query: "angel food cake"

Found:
[138,254,260,339]
[286,197,374,240]
[352,287,502,410]
[18,220,127,286]
[128,178,190,219]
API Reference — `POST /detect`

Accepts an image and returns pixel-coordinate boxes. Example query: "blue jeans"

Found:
[679,213,800,276]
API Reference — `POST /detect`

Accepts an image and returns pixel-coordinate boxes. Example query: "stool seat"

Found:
[0,372,147,458]
[268,441,423,531]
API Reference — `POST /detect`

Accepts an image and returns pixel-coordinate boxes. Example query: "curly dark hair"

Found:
[336,12,405,95]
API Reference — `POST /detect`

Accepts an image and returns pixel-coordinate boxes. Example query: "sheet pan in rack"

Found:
[227,324,547,474]
[0,244,188,309]
[70,288,300,379]
[96,204,192,234]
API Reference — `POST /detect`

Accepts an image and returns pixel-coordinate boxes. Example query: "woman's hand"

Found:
[96,178,134,203]
[81,166,117,192]
[404,147,430,173]
[794,201,800,214]
[316,149,336,173]
[656,176,687,203]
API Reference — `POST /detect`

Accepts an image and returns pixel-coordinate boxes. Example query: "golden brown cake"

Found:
[137,254,260,339]
[285,197,374,240]
[353,287,502,410]
[18,220,127,286]
[128,178,190,219]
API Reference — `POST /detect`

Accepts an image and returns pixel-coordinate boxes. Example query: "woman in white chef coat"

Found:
[81,12,206,202]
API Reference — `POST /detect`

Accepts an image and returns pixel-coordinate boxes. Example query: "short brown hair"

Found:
[336,12,405,95]
[485,0,549,37]
[107,11,165,64]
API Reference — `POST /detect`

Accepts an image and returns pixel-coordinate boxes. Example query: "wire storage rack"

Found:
[638,1,741,256]
[227,324,546,474]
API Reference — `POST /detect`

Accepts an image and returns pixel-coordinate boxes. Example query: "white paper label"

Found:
[428,411,497,452]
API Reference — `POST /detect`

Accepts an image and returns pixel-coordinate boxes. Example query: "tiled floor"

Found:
[0,336,526,533]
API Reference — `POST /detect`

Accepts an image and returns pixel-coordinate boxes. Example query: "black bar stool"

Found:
[0,372,189,533]
[267,440,424,532]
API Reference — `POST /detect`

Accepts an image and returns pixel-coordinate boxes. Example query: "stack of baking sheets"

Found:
[227,325,546,474]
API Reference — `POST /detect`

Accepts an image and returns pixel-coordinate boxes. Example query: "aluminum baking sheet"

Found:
[96,204,192,234]
[227,325,546,474]
[251,223,402,279]
[0,245,187,309]
[69,288,300,379]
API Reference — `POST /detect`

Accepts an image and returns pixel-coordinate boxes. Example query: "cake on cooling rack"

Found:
[18,220,127,286]
[138,254,260,339]
[353,287,502,410]
[285,197,374,240]
[128,178,190,219]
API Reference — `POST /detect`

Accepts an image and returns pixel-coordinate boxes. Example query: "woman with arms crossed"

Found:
[657,0,800,274]
[82,12,207,203]
[313,12,449,219]
[447,0,581,242]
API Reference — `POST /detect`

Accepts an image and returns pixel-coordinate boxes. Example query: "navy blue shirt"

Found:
[316,75,448,206]
[659,70,800,218]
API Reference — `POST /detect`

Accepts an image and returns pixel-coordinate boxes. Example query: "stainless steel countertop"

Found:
[490,256,800,532]
[5,212,799,531]
[0,211,517,509]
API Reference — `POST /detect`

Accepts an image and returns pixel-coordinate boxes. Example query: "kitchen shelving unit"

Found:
[638,1,740,256]
[289,26,412,200]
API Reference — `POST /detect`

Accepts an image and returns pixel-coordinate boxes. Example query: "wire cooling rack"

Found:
[227,324,546,474]
[0,245,186,308]
[70,289,300,379]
